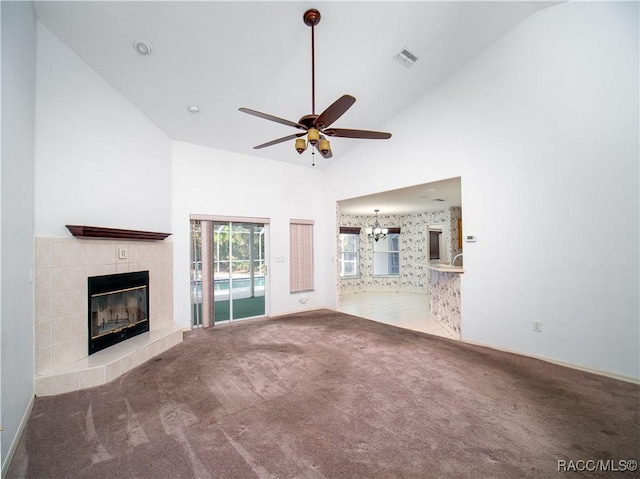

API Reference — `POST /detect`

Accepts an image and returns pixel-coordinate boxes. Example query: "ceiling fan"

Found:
[239,9,392,162]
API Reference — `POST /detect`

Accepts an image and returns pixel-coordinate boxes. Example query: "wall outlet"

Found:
[532,321,542,333]
[118,247,128,260]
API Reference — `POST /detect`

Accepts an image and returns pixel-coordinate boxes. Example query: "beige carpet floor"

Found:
[7,309,639,478]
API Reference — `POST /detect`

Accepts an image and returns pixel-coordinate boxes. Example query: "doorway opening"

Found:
[191,217,268,327]
[336,177,462,339]
[428,227,443,261]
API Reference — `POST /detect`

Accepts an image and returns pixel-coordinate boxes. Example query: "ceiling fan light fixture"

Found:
[295,138,307,154]
[319,138,331,155]
[238,8,391,159]
[308,128,320,145]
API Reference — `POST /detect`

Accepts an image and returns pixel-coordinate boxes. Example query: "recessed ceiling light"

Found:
[187,105,200,113]
[133,39,153,56]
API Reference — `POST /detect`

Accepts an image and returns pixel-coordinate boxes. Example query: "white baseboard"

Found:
[268,306,330,319]
[1,394,35,479]
[460,339,640,385]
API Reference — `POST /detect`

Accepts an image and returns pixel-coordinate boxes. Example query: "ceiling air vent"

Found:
[393,49,418,68]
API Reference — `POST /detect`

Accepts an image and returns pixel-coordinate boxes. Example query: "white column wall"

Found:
[1,1,37,472]
[323,2,639,379]
[34,23,172,237]
[172,141,325,328]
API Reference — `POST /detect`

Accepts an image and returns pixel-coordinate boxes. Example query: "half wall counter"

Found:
[427,263,463,339]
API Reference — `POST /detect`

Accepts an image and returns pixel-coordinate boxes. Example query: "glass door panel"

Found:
[190,220,203,327]
[213,221,265,323]
[213,222,231,323]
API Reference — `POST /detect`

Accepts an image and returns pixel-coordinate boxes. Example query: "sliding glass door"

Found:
[213,222,265,323]
[191,218,266,327]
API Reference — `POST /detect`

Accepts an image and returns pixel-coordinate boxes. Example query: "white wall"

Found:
[323,2,639,379]
[1,1,37,471]
[172,141,325,328]
[34,23,172,237]
[22,2,638,389]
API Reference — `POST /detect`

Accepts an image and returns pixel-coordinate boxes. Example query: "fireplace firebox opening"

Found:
[88,271,149,355]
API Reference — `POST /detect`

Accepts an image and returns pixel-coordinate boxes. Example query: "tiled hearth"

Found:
[34,237,183,396]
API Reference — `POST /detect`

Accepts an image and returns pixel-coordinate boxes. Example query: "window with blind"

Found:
[339,227,361,277]
[290,219,314,293]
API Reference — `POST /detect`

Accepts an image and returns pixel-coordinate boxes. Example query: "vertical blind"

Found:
[290,219,314,293]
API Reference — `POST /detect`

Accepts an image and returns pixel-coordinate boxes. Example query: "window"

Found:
[339,227,361,277]
[290,219,314,293]
[373,232,400,276]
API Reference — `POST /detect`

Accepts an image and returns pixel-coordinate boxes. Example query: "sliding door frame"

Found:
[190,214,270,327]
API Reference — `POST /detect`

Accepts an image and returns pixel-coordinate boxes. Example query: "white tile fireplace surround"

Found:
[34,237,183,396]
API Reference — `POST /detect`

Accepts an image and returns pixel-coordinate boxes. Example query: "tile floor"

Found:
[339,291,458,340]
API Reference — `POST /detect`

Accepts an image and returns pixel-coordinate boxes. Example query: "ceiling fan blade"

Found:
[313,135,333,159]
[324,128,392,140]
[253,132,306,149]
[239,108,307,130]
[314,95,356,129]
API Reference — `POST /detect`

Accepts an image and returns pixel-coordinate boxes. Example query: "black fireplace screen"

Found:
[88,271,149,355]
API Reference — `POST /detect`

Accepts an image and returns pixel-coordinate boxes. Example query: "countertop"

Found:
[427,262,464,274]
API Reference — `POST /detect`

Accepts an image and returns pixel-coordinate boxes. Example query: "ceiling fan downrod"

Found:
[303,9,321,115]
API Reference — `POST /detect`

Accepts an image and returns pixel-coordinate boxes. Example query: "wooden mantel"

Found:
[65,225,171,241]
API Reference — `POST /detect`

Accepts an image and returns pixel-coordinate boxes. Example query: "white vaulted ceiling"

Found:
[338,177,462,215]
[34,1,556,169]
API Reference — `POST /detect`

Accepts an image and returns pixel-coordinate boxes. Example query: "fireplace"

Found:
[88,271,150,355]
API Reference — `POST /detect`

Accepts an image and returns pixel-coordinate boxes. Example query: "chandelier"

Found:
[366,209,388,242]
